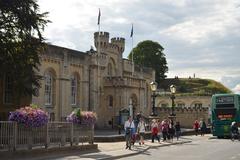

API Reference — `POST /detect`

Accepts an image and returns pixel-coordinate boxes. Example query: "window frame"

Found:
[71,75,78,105]
[44,72,53,106]
[3,74,13,104]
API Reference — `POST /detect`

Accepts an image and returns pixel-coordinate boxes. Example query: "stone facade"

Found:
[156,94,211,108]
[154,94,211,127]
[30,31,155,128]
[156,107,209,128]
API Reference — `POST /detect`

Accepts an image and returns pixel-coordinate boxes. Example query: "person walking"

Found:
[161,119,169,141]
[231,121,239,141]
[137,117,146,145]
[193,120,200,136]
[199,119,207,136]
[168,119,175,142]
[151,119,160,143]
[124,116,135,149]
[157,119,162,142]
[175,121,181,140]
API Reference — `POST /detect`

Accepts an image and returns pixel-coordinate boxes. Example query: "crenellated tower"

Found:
[94,32,109,51]
[110,37,125,54]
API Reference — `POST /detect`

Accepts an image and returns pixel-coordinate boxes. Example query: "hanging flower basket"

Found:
[66,108,97,126]
[9,104,49,128]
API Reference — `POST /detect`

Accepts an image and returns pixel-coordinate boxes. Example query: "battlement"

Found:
[110,37,125,53]
[94,31,109,38]
[111,37,125,43]
[94,32,109,49]
[94,32,125,54]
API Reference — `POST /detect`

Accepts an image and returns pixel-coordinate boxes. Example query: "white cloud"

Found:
[233,84,240,93]
[37,0,240,91]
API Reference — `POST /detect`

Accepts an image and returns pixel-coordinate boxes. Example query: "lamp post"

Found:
[150,81,158,116]
[169,85,176,117]
[87,46,95,111]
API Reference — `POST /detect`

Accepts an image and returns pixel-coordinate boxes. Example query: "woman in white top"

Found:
[137,117,146,145]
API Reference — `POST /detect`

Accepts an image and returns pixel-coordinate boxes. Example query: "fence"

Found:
[0,121,94,151]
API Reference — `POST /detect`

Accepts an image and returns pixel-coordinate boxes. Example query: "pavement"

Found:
[86,138,192,160]
[0,129,200,160]
[0,137,192,160]
[94,128,196,142]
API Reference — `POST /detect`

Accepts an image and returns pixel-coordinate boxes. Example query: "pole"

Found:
[97,9,101,111]
[151,92,156,116]
[131,23,134,76]
[171,94,175,116]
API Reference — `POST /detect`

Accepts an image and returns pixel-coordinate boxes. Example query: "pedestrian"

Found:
[168,119,175,142]
[124,116,135,149]
[137,117,146,145]
[161,119,169,141]
[175,121,181,140]
[199,119,207,136]
[157,119,162,142]
[231,121,239,141]
[193,120,200,136]
[151,119,160,143]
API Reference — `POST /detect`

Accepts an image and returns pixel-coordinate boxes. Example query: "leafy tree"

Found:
[128,40,168,84]
[0,0,50,98]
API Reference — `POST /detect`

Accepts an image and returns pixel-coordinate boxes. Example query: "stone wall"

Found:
[156,107,209,128]
[156,95,211,108]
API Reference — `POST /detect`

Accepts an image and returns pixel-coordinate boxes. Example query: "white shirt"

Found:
[137,121,146,133]
[124,120,135,130]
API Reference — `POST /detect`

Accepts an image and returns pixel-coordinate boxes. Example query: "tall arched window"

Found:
[108,63,112,76]
[44,72,53,105]
[4,74,13,104]
[71,75,78,105]
[108,95,113,108]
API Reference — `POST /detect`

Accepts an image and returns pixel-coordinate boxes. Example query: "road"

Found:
[120,136,240,160]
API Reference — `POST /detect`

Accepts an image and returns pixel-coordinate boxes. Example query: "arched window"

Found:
[161,103,169,107]
[4,74,13,104]
[71,75,78,105]
[176,101,185,108]
[108,63,112,76]
[44,72,53,105]
[191,101,203,109]
[108,95,113,108]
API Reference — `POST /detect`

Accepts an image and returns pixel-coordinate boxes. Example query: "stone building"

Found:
[156,94,211,108]
[29,31,154,128]
[155,94,211,127]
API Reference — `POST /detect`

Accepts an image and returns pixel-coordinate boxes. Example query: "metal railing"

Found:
[0,121,94,151]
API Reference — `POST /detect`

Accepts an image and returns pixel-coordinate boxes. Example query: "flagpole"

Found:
[97,8,101,111]
[131,23,134,77]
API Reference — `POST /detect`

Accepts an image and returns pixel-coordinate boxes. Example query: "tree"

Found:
[128,40,168,84]
[0,0,50,98]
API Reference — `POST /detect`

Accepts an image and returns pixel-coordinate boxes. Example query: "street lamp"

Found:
[150,81,158,116]
[87,46,96,111]
[169,85,176,117]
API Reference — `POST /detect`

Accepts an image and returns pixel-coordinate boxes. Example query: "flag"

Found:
[97,8,101,25]
[130,24,133,37]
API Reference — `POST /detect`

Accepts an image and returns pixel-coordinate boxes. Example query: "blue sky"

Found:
[38,0,240,93]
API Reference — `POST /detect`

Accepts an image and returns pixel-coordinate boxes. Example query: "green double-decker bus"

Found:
[211,94,240,137]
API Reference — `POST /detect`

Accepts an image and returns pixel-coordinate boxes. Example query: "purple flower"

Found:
[9,105,49,128]
[66,109,97,126]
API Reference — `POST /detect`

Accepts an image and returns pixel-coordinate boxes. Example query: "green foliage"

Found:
[74,108,81,118]
[0,0,50,97]
[128,40,168,84]
[159,78,232,95]
[30,103,38,109]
